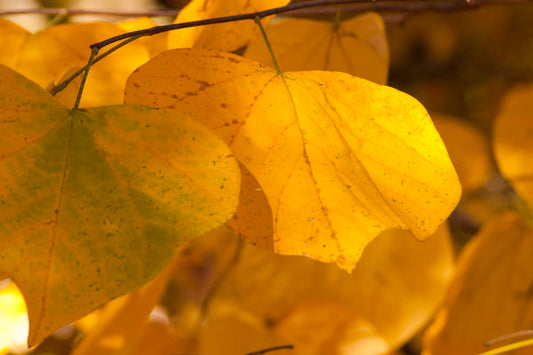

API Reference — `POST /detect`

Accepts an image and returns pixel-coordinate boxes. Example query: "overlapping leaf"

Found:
[0,19,149,107]
[201,225,454,354]
[493,83,533,208]
[0,19,30,68]
[0,64,240,345]
[167,0,290,51]
[432,113,491,192]
[244,12,389,84]
[424,214,533,354]
[125,48,461,271]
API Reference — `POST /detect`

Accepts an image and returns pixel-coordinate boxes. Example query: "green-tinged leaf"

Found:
[0,64,240,346]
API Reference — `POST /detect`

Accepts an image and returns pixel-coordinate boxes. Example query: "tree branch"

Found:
[87,0,532,50]
[35,0,531,99]
[2,0,530,20]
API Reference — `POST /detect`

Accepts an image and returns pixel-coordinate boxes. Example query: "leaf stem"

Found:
[72,47,98,111]
[254,16,281,74]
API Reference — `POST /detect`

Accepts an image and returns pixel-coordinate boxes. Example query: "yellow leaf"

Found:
[493,83,533,208]
[0,65,240,346]
[205,225,454,353]
[167,0,290,51]
[432,113,492,192]
[0,20,150,107]
[125,48,461,271]
[0,18,30,68]
[244,12,389,84]
[423,214,533,355]
[117,17,168,58]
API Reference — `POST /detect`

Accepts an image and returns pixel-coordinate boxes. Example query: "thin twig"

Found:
[72,47,98,110]
[246,345,295,355]
[485,329,533,346]
[89,0,532,50]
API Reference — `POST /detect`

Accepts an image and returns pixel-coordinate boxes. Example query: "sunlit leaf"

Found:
[125,48,461,271]
[493,83,533,208]
[0,19,150,107]
[423,213,533,355]
[244,12,389,84]
[0,64,240,345]
[167,0,290,51]
[0,281,28,354]
[432,113,491,192]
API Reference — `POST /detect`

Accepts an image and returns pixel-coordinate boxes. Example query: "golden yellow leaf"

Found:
[0,64,240,346]
[423,213,533,355]
[0,18,30,68]
[244,12,389,84]
[167,0,290,51]
[206,225,453,353]
[125,48,461,271]
[0,20,149,107]
[493,83,533,207]
[117,17,168,58]
[432,113,491,192]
